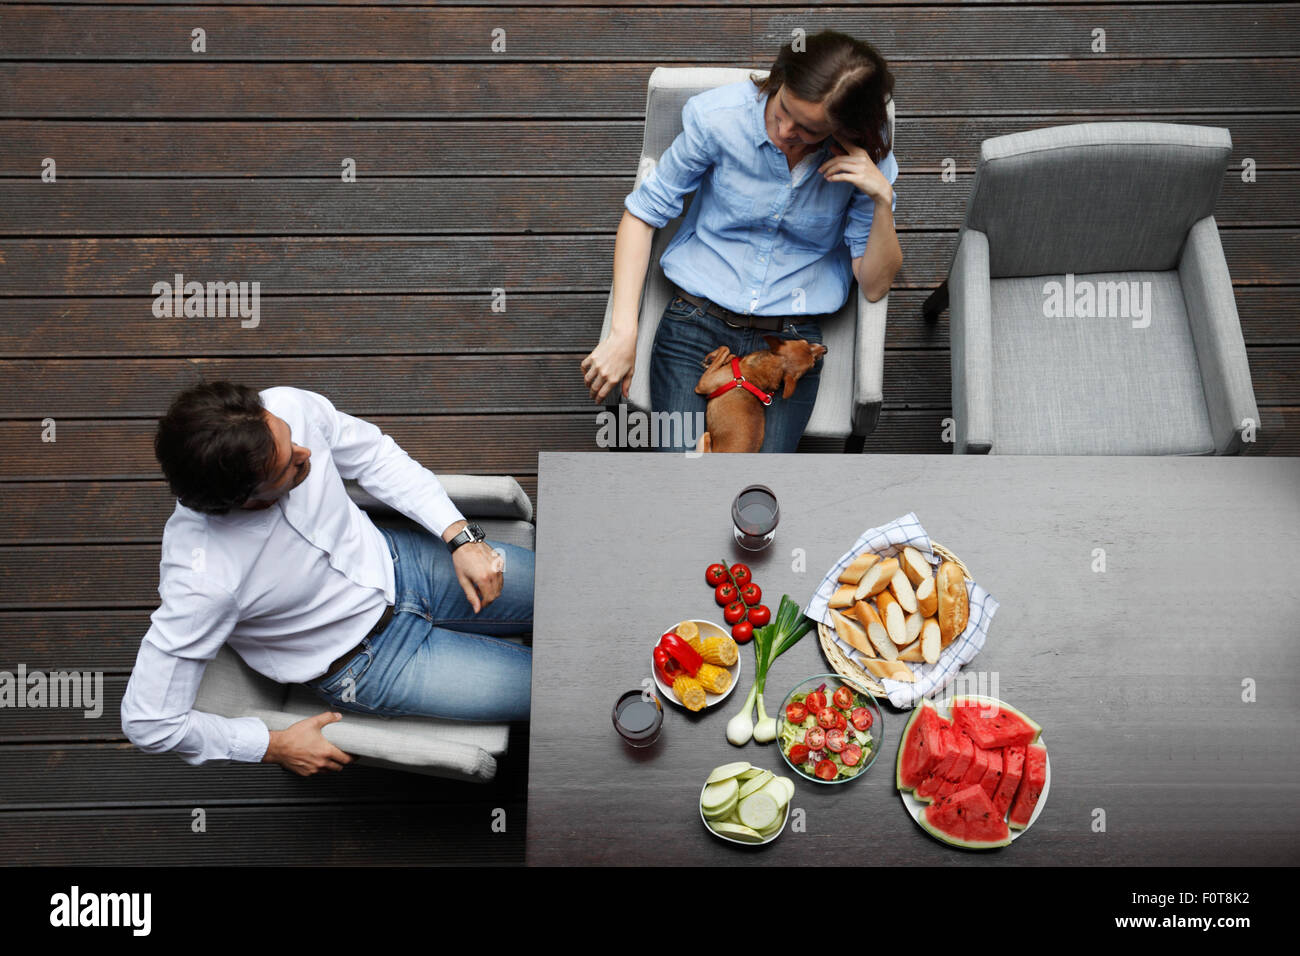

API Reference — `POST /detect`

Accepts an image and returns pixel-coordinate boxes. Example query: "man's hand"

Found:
[442,520,503,613]
[581,328,637,404]
[820,135,894,206]
[263,712,354,776]
[451,540,504,613]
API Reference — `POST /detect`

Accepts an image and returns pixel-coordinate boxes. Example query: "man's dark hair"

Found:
[154,382,276,514]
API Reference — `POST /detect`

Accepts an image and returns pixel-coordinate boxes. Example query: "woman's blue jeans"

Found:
[648,294,824,453]
[308,525,533,721]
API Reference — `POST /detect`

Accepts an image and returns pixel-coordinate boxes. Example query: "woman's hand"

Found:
[581,330,637,404]
[820,136,893,206]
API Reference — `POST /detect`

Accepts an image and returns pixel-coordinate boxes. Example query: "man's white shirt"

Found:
[120,387,466,765]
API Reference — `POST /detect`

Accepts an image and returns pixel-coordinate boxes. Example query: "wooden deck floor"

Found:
[1,2,1297,865]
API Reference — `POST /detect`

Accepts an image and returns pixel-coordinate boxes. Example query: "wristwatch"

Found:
[446,522,487,554]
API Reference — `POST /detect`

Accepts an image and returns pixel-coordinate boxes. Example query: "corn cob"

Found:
[672,675,707,712]
[698,636,738,667]
[694,663,731,695]
[675,621,702,653]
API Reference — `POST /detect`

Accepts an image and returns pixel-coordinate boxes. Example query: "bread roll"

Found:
[916,576,937,618]
[937,561,970,646]
[905,610,923,645]
[898,639,925,662]
[901,546,932,587]
[921,618,941,664]
[876,590,909,647]
[853,557,899,601]
[837,552,881,585]
[890,569,918,614]
[830,609,873,657]
[849,599,881,629]
[866,619,897,661]
[829,584,856,609]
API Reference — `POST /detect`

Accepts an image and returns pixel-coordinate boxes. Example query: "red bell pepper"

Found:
[653,645,683,686]
[658,632,703,677]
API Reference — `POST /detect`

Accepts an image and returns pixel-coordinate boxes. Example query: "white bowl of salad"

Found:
[777,674,883,784]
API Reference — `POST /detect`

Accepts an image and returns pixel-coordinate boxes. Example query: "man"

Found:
[121,382,533,776]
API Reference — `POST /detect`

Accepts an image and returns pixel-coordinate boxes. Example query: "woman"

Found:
[581,31,902,452]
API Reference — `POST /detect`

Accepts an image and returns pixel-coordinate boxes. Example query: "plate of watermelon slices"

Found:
[896,695,1049,850]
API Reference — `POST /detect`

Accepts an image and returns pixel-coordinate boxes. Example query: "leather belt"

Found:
[675,290,787,331]
[318,604,393,681]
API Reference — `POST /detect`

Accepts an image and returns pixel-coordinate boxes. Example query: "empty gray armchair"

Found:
[930,123,1260,455]
[192,474,534,781]
[599,67,894,445]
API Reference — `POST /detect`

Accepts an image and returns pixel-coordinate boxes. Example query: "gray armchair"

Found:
[192,474,534,781]
[929,122,1260,455]
[598,67,894,446]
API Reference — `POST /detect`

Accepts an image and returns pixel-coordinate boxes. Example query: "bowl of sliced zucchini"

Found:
[699,761,794,845]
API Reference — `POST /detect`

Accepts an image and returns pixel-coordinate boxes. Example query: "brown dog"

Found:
[693,336,827,453]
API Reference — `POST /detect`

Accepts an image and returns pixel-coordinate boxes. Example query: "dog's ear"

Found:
[811,343,827,361]
[763,334,784,353]
[782,371,800,400]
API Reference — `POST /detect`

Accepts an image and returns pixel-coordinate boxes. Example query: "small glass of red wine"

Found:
[732,484,779,551]
[613,689,663,747]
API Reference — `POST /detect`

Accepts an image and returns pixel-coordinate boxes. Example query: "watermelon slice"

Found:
[895,699,951,791]
[960,741,991,789]
[926,732,988,802]
[992,745,1026,819]
[914,727,963,802]
[1008,743,1047,830]
[979,748,1003,800]
[919,784,1011,849]
[951,696,1041,750]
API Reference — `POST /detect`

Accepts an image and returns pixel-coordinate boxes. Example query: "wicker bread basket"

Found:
[816,542,973,701]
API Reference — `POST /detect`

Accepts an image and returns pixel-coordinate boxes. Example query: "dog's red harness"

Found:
[706,356,773,406]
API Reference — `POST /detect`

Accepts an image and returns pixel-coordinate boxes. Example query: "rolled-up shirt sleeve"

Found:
[305,389,465,538]
[121,581,270,766]
[624,96,716,228]
[844,147,899,259]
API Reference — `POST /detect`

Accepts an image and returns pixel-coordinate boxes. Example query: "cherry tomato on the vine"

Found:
[714,582,738,606]
[705,563,729,588]
[723,600,747,625]
[729,563,752,588]
[731,620,754,643]
[747,604,771,628]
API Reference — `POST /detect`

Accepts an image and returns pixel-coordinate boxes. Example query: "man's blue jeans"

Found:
[649,294,825,453]
[308,526,533,721]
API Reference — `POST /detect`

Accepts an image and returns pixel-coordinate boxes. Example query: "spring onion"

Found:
[728,594,814,746]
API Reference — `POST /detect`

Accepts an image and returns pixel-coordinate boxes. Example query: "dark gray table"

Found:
[526,453,1300,866]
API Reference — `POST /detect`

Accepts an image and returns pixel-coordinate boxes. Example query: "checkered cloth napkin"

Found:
[804,512,999,709]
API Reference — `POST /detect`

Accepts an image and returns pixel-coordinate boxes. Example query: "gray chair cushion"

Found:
[988,271,1215,455]
[964,123,1231,278]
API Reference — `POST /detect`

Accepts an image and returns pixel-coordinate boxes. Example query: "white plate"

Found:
[652,619,741,710]
[699,774,791,846]
[898,695,1050,848]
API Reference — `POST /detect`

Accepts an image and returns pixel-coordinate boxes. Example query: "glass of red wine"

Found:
[613,689,664,747]
[732,484,779,552]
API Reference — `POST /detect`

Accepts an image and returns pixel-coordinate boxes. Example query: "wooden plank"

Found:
[0,294,608,356]
[4,5,1293,61]
[0,178,628,235]
[0,231,1294,297]
[4,115,1294,177]
[0,740,530,808]
[1,286,1297,359]
[0,803,526,865]
[0,611,146,671]
[0,6,750,61]
[3,169,1295,235]
[0,341,1294,430]
[0,414,583,480]
[753,6,1300,59]
[2,60,1296,119]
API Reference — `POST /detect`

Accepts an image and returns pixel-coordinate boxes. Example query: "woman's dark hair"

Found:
[154,382,275,515]
[755,31,894,163]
